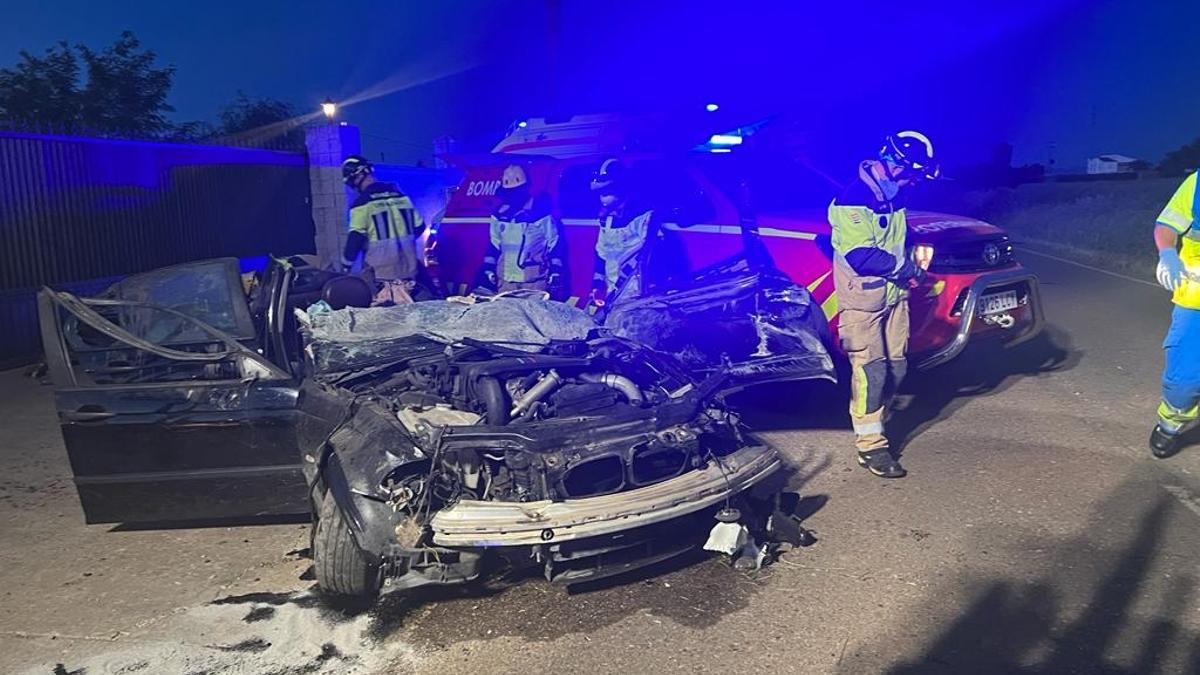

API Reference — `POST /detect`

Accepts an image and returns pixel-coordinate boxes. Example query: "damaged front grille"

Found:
[562,455,626,498]
[631,444,690,485]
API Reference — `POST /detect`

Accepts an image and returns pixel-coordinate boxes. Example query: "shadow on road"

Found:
[889,325,1081,456]
[841,475,1200,674]
[359,547,765,649]
[731,324,1079,446]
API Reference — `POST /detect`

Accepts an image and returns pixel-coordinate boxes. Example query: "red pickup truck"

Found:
[428,117,1043,369]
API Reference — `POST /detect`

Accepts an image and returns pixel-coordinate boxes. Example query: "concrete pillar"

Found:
[305,123,361,268]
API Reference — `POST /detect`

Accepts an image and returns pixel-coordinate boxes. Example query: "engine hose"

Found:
[476,376,509,425]
[511,369,564,417]
[580,372,644,407]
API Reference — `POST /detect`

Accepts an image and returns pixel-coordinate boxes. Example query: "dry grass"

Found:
[962,177,1184,278]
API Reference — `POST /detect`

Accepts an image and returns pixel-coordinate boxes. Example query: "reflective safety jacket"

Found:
[344,182,425,280]
[1158,171,1200,310]
[828,163,910,310]
[485,198,563,284]
[593,206,655,299]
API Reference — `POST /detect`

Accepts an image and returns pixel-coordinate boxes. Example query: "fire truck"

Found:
[429,114,1042,368]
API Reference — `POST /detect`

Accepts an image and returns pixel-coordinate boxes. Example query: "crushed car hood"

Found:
[603,262,835,395]
[303,262,835,396]
[301,295,598,373]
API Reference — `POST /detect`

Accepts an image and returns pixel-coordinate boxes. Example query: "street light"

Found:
[321,98,337,120]
[705,103,719,112]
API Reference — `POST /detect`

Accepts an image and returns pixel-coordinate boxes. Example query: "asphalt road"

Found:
[4,249,1200,674]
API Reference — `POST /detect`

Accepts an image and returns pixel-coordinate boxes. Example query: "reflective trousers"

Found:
[1159,306,1200,435]
[840,301,910,452]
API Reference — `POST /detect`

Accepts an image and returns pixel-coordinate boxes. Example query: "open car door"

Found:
[603,257,836,394]
[38,258,308,524]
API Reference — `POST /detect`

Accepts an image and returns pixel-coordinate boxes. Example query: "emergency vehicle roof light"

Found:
[709,134,743,146]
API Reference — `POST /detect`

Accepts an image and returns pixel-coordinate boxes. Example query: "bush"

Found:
[965,178,1183,278]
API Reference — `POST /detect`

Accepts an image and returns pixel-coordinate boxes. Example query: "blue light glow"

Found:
[708,134,743,146]
[705,103,720,112]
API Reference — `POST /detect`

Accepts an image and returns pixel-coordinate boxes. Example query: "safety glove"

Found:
[1157,248,1187,291]
[890,259,927,288]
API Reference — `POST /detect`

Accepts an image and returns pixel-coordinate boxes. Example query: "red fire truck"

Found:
[429,115,1042,368]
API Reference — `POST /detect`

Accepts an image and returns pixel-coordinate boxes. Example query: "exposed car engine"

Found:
[320,335,747,514]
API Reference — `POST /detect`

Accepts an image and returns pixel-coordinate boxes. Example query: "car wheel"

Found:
[313,489,381,598]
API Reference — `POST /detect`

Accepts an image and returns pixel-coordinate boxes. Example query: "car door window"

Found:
[99,258,256,345]
[42,289,284,388]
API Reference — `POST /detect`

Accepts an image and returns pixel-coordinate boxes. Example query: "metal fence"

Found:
[0,130,315,367]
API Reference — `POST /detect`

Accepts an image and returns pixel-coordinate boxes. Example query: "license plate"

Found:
[979,290,1019,315]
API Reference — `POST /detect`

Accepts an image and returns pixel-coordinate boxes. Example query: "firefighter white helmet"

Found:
[881,131,940,180]
[501,164,528,189]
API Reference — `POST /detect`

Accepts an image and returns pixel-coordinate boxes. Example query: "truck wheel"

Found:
[313,490,381,599]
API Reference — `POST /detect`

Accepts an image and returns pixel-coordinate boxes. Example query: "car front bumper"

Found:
[428,443,781,547]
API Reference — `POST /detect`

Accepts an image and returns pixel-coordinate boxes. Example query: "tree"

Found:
[77,31,175,137]
[167,120,217,142]
[216,92,304,149]
[0,31,174,138]
[0,42,82,131]
[1159,138,1200,177]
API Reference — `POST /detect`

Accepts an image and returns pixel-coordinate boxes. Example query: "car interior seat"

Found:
[322,275,374,310]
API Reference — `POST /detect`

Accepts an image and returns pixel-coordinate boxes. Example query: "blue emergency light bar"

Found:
[708,134,743,146]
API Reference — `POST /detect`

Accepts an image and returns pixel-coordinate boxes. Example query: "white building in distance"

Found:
[1087,154,1142,174]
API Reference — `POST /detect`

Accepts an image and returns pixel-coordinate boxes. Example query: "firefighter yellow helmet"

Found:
[501,164,528,189]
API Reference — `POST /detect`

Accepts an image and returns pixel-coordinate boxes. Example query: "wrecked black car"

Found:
[38,252,834,599]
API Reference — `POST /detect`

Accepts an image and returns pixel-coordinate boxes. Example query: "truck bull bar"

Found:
[916,268,1045,370]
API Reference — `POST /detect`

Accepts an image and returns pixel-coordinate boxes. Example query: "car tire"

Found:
[313,490,381,599]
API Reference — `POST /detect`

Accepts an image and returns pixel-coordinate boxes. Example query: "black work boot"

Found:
[857,449,907,478]
[1150,426,1182,459]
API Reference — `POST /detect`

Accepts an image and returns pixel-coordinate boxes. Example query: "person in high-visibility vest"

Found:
[829,131,939,478]
[482,164,564,296]
[1150,171,1200,458]
[588,158,657,309]
[340,155,425,285]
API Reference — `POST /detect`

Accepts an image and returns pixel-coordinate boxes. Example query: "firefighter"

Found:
[1150,170,1200,458]
[588,158,657,309]
[829,131,939,478]
[482,164,565,296]
[340,155,425,285]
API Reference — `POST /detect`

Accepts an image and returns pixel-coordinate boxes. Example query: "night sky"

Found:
[2,0,1195,171]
